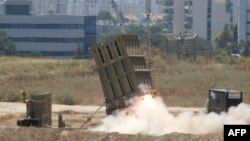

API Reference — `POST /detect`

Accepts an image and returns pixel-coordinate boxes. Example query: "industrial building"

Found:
[0,0,96,57]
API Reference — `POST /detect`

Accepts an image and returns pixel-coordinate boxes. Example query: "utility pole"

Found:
[145,0,152,71]
[147,12,152,71]
[110,0,126,34]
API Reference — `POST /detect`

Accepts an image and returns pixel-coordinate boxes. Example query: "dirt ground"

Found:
[0,102,223,141]
[0,102,107,129]
[0,127,223,141]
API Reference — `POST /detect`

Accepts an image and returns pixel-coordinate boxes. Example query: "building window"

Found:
[208,0,212,5]
[184,0,193,6]
[85,26,96,35]
[207,30,211,40]
[184,16,193,29]
[0,24,85,29]
[207,0,212,41]
[84,16,96,35]
[207,20,211,28]
[10,37,85,43]
[84,37,96,54]
[165,8,174,14]
[207,14,211,19]
[166,0,174,6]
[207,7,211,13]
[5,5,30,15]
[226,0,232,13]
[20,51,75,56]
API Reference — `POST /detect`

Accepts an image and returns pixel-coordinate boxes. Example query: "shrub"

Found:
[54,90,79,105]
[214,50,236,64]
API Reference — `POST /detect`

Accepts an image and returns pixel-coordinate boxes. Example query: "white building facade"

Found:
[31,0,113,16]
[165,0,233,41]
[0,15,96,56]
[31,0,68,15]
[30,0,164,22]
[238,0,249,42]
[0,0,96,57]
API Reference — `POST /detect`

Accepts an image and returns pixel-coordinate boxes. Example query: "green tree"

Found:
[126,24,166,49]
[126,24,148,43]
[0,31,16,55]
[111,28,123,36]
[196,36,213,56]
[48,10,55,15]
[244,41,250,56]
[97,33,108,44]
[74,43,83,59]
[150,24,165,48]
[97,11,113,21]
[214,24,233,49]
[151,34,165,48]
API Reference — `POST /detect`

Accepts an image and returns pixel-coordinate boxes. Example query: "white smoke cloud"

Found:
[91,95,250,136]
[138,84,151,91]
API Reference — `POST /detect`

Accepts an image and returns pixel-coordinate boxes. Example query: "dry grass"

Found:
[0,114,14,122]
[0,56,103,105]
[0,53,250,107]
[152,51,250,107]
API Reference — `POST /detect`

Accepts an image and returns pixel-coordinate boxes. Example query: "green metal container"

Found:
[206,89,242,114]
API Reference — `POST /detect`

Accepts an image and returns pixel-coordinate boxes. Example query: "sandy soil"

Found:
[0,102,222,141]
[0,127,223,141]
[0,102,203,115]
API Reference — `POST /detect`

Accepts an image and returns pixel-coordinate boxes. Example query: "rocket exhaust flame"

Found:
[141,94,155,106]
[91,96,250,136]
[91,85,250,135]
